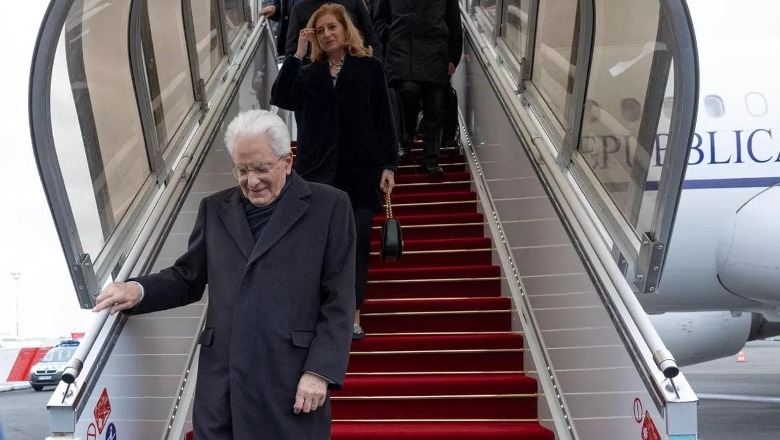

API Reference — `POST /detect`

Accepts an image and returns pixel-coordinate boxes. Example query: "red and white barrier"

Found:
[0,348,21,381]
[1,346,51,383]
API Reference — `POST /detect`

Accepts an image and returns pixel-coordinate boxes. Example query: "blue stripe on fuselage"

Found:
[645,177,780,191]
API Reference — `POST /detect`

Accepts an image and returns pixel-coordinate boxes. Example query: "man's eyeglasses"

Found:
[232,156,286,179]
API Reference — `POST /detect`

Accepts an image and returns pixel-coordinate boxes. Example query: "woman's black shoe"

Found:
[425,164,445,177]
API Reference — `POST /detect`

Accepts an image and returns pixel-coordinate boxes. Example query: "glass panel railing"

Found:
[55,0,151,256]
[191,0,225,84]
[499,0,533,63]
[477,0,498,22]
[530,0,578,130]
[145,0,197,152]
[577,0,664,234]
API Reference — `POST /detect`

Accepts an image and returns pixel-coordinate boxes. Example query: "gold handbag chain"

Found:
[384,186,393,219]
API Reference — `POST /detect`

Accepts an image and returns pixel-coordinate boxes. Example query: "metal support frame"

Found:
[556,0,594,169]
[29,0,101,308]
[647,0,699,261]
[130,0,168,187]
[182,0,207,107]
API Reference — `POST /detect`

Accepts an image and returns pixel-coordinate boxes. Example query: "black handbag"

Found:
[380,190,403,262]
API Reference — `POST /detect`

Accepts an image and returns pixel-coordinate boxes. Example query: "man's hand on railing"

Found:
[93,282,142,315]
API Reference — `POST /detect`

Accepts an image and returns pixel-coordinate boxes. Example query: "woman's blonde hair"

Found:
[307,3,373,62]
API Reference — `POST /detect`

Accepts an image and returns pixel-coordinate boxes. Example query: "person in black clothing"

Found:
[261,0,303,57]
[271,3,397,340]
[284,0,381,60]
[374,0,463,177]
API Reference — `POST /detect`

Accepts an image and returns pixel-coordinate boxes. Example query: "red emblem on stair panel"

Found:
[93,388,112,434]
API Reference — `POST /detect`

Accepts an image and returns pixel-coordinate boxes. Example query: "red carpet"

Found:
[331,148,554,439]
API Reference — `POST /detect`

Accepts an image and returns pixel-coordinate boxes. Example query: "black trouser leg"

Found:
[421,83,445,167]
[393,80,422,148]
[353,207,374,310]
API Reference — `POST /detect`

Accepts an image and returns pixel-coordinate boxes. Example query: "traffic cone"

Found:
[737,350,745,363]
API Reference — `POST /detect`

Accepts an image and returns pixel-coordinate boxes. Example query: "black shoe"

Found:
[352,323,366,340]
[425,164,445,178]
[398,146,412,160]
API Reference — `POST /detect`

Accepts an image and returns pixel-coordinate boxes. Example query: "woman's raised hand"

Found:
[296,28,315,59]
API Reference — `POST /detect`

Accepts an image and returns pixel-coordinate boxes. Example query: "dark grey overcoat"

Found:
[131,172,356,440]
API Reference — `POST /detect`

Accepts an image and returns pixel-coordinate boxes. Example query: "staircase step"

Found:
[332,394,538,420]
[396,162,466,175]
[371,222,484,241]
[332,421,555,440]
[392,181,473,195]
[379,199,477,217]
[370,237,492,253]
[367,277,501,300]
[371,237,493,252]
[390,190,476,205]
[348,333,524,372]
[351,333,523,352]
[370,248,492,269]
[338,373,537,396]
[361,297,511,333]
[368,265,500,282]
[363,297,510,313]
[394,171,471,185]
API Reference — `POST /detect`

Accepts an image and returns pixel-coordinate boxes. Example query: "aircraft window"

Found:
[191,0,226,83]
[584,99,601,123]
[145,0,196,151]
[500,1,533,63]
[222,0,247,43]
[477,0,498,23]
[531,0,579,129]
[621,98,642,122]
[662,96,674,119]
[745,93,768,117]
[704,95,725,117]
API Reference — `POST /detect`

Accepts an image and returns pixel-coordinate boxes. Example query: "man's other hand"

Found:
[448,62,456,76]
[93,282,142,315]
[260,5,276,17]
[293,372,327,414]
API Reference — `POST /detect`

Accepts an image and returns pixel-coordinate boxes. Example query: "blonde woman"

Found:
[272,3,397,340]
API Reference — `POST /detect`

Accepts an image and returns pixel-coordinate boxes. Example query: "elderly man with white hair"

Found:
[93,109,356,440]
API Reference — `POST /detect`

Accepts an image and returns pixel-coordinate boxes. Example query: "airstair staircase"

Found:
[327,142,554,439]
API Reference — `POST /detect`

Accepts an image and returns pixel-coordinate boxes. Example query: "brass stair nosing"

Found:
[371,222,484,230]
[361,310,509,317]
[385,200,476,208]
[332,418,542,423]
[346,370,528,376]
[369,248,492,256]
[349,348,525,355]
[394,181,473,187]
[367,277,503,284]
[356,331,520,337]
[331,393,539,400]
[398,162,466,169]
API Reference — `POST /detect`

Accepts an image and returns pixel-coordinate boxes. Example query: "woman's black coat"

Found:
[271,54,398,210]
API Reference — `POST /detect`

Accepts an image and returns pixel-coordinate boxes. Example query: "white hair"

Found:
[224,109,291,157]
